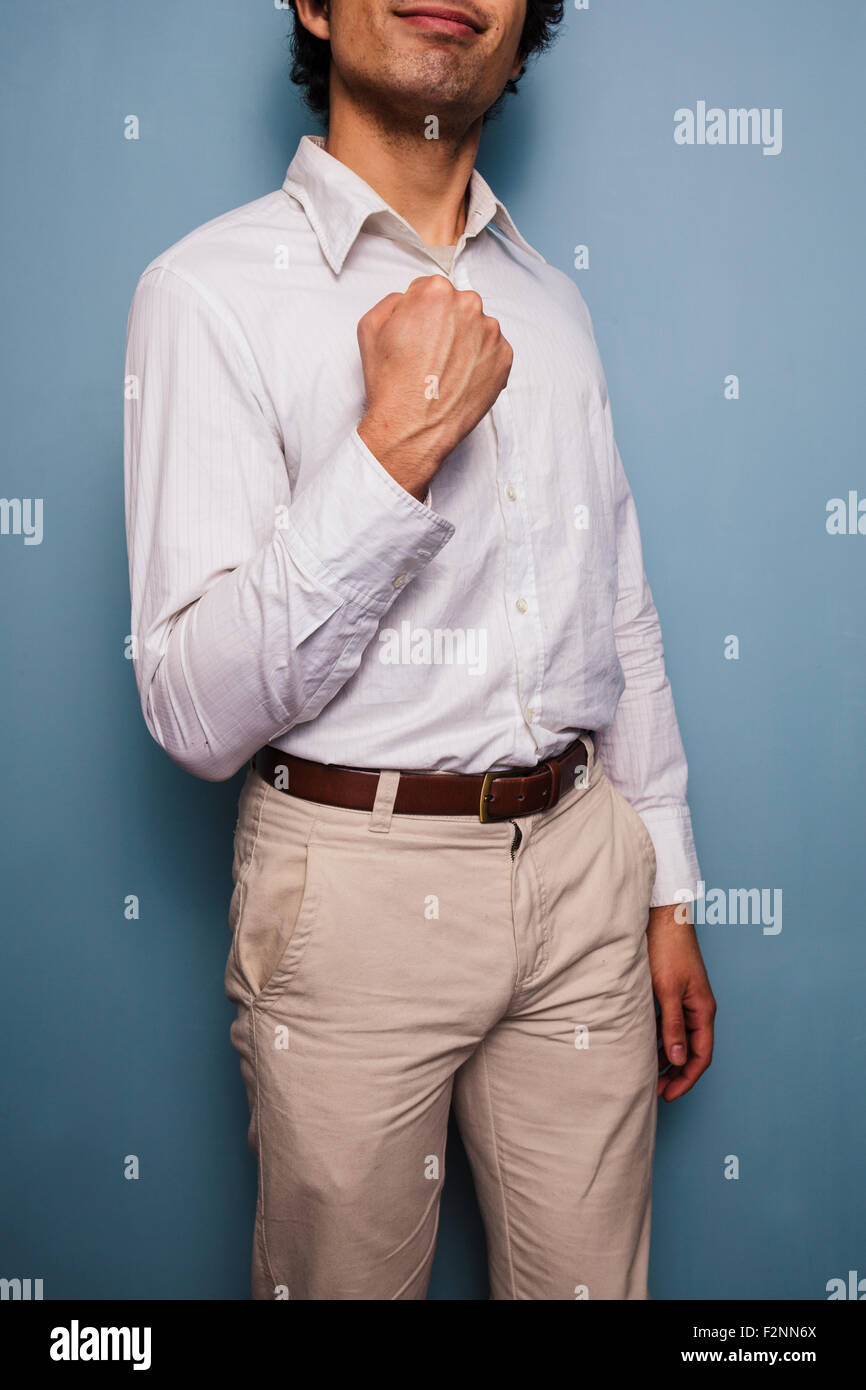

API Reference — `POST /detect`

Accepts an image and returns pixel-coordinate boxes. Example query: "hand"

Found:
[356,275,513,501]
[646,904,716,1102]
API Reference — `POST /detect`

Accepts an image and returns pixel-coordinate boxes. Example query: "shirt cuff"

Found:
[278,428,454,615]
[639,806,704,909]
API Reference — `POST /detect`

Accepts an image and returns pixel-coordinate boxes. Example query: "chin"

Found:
[392,63,482,106]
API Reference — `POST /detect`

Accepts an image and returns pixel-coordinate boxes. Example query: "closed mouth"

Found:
[395,7,483,37]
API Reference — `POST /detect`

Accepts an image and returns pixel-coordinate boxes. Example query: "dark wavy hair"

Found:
[286,2,565,123]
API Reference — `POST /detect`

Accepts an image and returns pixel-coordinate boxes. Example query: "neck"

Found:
[324,91,481,246]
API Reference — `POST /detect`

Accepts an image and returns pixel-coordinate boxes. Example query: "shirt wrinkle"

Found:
[123,133,701,905]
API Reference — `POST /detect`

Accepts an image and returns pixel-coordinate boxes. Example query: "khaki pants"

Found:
[225,734,659,1300]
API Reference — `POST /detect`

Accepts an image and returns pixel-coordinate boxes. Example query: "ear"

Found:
[294,0,331,41]
[508,48,525,82]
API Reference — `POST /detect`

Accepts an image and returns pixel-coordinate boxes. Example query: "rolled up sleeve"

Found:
[123,266,454,782]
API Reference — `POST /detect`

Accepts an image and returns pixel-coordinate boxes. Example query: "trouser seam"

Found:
[230,775,269,1004]
[250,1007,280,1297]
[478,1038,519,1299]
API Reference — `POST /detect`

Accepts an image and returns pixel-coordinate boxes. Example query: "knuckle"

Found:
[656,982,682,1000]
[458,289,483,312]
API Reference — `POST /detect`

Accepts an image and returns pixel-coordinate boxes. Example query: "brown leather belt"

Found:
[250,734,591,823]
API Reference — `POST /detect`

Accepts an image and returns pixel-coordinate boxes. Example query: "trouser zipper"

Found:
[508,819,523,860]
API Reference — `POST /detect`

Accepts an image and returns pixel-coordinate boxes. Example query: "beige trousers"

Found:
[225,734,659,1300]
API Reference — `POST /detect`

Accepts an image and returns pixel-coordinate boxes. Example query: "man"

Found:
[123,0,715,1300]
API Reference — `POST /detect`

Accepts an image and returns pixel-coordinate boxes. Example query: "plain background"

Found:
[1,0,864,1299]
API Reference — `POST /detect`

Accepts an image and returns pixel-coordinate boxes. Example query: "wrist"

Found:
[357,413,444,503]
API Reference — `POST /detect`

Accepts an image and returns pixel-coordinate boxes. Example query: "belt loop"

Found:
[546,756,561,807]
[578,730,596,789]
[368,770,401,834]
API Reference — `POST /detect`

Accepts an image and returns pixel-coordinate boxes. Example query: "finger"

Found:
[360,291,405,334]
[655,1008,672,1080]
[657,1066,683,1097]
[656,1030,671,1077]
[660,1012,715,1101]
[660,1056,702,1101]
[658,990,688,1071]
[680,995,716,1071]
[405,274,451,295]
[685,1009,715,1069]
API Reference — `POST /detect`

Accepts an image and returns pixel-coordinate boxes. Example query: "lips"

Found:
[396,6,482,37]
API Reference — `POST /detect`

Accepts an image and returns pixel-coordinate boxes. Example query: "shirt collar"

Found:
[282,133,544,274]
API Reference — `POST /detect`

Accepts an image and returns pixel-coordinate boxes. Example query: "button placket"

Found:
[490,379,545,760]
[453,261,544,758]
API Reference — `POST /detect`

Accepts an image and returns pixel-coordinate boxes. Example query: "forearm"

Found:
[132,431,455,782]
[139,531,355,782]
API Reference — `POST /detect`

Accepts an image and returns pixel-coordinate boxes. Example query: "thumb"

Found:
[660,992,687,1068]
[364,290,405,331]
[357,291,405,352]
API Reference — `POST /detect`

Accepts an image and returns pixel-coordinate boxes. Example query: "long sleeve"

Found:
[123,265,455,782]
[593,408,701,907]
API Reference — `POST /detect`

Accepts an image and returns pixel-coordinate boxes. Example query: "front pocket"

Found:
[225,782,320,1005]
[611,783,658,877]
[254,838,322,1004]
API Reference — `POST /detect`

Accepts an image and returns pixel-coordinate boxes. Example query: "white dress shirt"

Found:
[123,133,701,905]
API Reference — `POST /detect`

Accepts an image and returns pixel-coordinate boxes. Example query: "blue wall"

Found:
[1,0,863,1299]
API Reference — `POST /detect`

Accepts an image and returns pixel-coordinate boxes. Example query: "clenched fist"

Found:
[356,275,513,502]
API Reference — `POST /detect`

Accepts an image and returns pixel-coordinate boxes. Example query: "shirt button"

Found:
[515,597,528,613]
[392,573,407,588]
[525,706,535,722]
[505,485,517,500]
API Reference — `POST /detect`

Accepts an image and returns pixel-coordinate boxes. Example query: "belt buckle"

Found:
[543,756,562,809]
[479,768,499,823]
[480,758,564,822]
[479,761,555,822]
